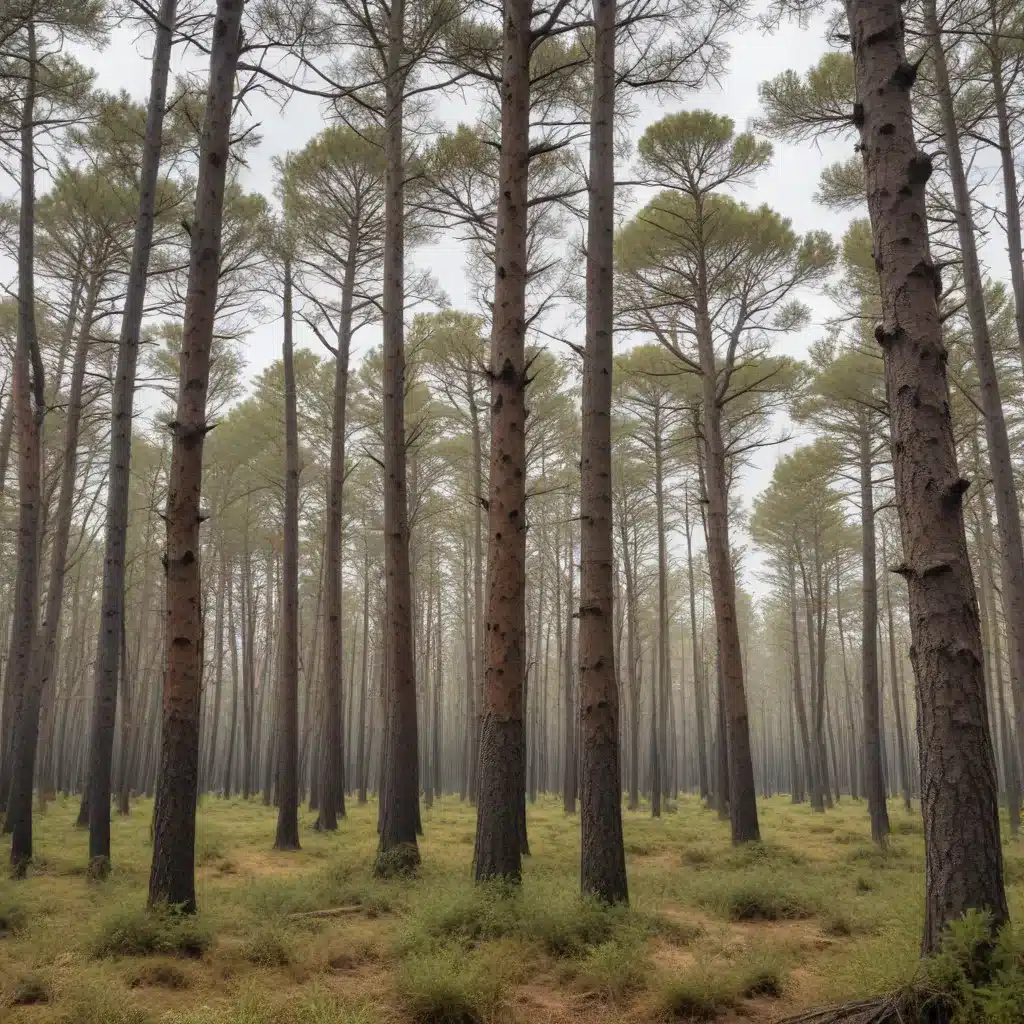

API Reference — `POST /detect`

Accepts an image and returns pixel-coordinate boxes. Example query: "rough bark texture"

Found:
[376,0,420,871]
[845,0,1007,952]
[88,0,178,871]
[148,0,243,910]
[274,260,300,851]
[579,0,628,906]
[473,0,530,883]
[6,20,43,870]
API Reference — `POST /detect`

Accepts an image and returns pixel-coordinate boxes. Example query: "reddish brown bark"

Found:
[845,0,1007,951]
[149,0,244,910]
[474,0,531,883]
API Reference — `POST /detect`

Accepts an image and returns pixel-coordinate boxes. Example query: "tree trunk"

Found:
[845,0,1007,951]
[880,524,911,811]
[317,224,356,831]
[357,539,370,804]
[376,0,420,872]
[224,565,239,797]
[697,325,758,841]
[473,0,531,883]
[86,0,178,871]
[149,0,244,910]
[5,20,44,871]
[579,0,628,905]
[205,550,226,788]
[562,536,577,813]
[274,259,301,850]
[973,427,1021,833]
[790,565,818,808]
[858,417,889,840]
[684,488,708,801]
[835,570,860,800]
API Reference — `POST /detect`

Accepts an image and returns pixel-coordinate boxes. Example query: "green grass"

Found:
[0,794,1022,1023]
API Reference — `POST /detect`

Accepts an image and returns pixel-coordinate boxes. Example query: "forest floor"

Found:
[1,795,1023,1024]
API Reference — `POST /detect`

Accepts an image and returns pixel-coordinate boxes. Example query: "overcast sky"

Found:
[60,8,860,592]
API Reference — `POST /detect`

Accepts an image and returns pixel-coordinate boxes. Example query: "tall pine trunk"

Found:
[5,20,44,871]
[317,220,356,830]
[148,0,244,910]
[274,259,300,851]
[474,0,531,882]
[845,0,1007,951]
[87,0,178,871]
[579,0,627,904]
[376,0,420,872]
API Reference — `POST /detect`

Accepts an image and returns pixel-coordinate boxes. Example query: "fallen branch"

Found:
[287,906,363,920]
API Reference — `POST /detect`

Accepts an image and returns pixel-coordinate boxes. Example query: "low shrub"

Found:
[396,946,509,1023]
[572,937,650,1003]
[718,879,816,922]
[241,927,294,967]
[126,960,193,990]
[680,846,714,868]
[92,905,213,959]
[0,898,27,936]
[656,968,737,1020]
[4,972,49,1007]
[735,956,787,999]
[373,842,420,879]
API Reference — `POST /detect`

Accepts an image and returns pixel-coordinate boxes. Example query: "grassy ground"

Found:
[1,795,1022,1023]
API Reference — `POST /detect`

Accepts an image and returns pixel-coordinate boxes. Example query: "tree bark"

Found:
[5,19,44,871]
[474,0,531,883]
[274,259,301,850]
[148,0,244,910]
[684,487,708,801]
[317,218,356,831]
[87,0,178,871]
[845,0,1007,951]
[376,0,420,871]
[579,0,628,905]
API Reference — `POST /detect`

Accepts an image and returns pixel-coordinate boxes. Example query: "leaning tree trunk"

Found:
[376,0,420,873]
[473,0,531,883]
[274,259,300,851]
[579,0,628,906]
[317,223,356,831]
[5,20,44,871]
[148,0,244,911]
[924,0,1024,792]
[845,0,1007,952]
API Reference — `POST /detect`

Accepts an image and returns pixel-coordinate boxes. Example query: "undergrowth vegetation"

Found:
[0,795,1021,1023]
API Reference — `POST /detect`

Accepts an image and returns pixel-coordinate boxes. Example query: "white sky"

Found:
[42,8,865,595]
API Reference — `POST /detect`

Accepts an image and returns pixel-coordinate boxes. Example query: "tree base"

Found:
[373,842,420,879]
[87,855,111,881]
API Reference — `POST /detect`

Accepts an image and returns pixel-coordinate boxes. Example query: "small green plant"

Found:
[241,927,294,967]
[92,905,213,959]
[917,912,1024,1024]
[823,912,854,937]
[573,938,650,1003]
[0,898,26,936]
[396,946,508,1023]
[735,956,787,999]
[718,879,815,922]
[125,959,193,989]
[680,845,713,868]
[374,842,420,879]
[4,972,49,1007]
[656,968,737,1020]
